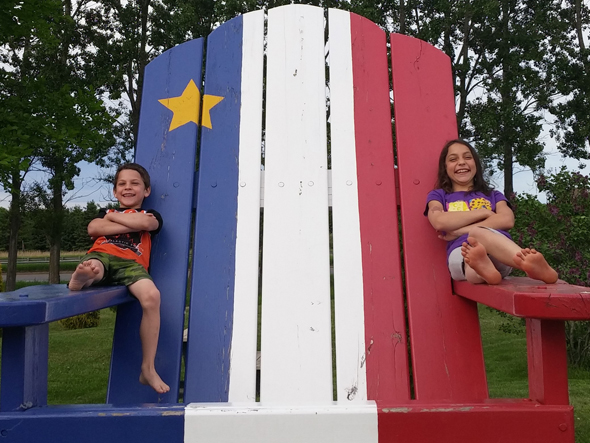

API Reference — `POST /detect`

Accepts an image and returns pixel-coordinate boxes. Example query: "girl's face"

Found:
[445,143,476,191]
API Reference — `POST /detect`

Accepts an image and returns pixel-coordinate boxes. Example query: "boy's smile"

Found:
[445,142,476,191]
[113,169,151,208]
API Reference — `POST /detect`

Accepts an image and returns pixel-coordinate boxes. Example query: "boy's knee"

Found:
[136,284,161,310]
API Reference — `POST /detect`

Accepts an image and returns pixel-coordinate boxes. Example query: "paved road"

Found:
[2,272,73,282]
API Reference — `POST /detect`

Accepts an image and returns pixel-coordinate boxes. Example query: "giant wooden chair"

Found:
[1,5,589,442]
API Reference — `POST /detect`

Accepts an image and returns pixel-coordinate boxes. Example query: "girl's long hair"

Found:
[435,139,492,194]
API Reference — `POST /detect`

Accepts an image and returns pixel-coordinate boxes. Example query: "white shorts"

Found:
[448,230,513,281]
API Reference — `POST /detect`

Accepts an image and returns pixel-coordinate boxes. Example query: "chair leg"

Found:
[527,318,569,405]
[1,324,49,411]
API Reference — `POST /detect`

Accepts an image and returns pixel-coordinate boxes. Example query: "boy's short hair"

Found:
[114,163,151,190]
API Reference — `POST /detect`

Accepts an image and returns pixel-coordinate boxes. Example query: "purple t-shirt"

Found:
[424,189,512,260]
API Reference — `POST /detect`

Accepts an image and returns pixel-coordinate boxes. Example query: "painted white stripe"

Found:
[228,10,265,402]
[328,9,368,402]
[184,402,379,443]
[261,4,333,402]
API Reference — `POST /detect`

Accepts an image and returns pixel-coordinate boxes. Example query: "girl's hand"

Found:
[437,230,460,241]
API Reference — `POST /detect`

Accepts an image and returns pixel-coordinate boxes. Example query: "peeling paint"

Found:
[381,407,411,413]
[420,407,474,412]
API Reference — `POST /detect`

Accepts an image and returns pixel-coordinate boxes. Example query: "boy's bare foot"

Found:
[140,369,170,394]
[461,237,502,285]
[68,261,100,291]
[514,248,558,284]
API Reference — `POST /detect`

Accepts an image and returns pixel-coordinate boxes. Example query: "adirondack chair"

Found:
[1,4,590,443]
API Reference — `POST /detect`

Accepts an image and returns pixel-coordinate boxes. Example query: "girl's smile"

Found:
[445,143,477,191]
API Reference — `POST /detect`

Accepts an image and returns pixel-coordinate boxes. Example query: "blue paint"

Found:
[0,405,184,443]
[107,38,204,405]
[184,15,244,402]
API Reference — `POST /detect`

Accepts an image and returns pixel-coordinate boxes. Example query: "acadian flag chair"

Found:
[0,5,589,442]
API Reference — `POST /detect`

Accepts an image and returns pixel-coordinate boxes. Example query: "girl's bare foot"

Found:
[139,368,170,394]
[68,261,100,291]
[461,237,502,285]
[514,248,558,284]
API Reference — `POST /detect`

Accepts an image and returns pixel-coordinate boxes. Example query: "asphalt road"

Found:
[2,272,73,282]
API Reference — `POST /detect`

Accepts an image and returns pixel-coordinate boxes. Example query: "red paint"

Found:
[391,33,488,401]
[349,13,410,402]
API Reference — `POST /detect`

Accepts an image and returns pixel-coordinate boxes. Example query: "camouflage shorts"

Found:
[81,252,152,287]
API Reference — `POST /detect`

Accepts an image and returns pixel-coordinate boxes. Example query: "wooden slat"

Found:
[260,4,333,402]
[228,10,265,403]
[328,9,368,403]
[454,277,590,320]
[329,9,410,403]
[108,38,203,404]
[391,33,489,401]
[185,15,245,402]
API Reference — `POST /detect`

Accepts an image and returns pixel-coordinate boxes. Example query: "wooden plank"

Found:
[108,38,203,404]
[454,277,590,320]
[328,8,369,403]
[391,33,489,401]
[328,9,410,403]
[0,405,184,443]
[227,10,265,403]
[0,324,48,411]
[0,285,131,326]
[376,401,574,443]
[527,319,569,405]
[184,15,245,402]
[260,4,333,402]
[185,403,378,443]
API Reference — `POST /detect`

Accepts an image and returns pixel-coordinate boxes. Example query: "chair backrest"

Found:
[119,4,489,406]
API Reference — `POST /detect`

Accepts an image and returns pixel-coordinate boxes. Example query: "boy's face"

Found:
[113,169,151,208]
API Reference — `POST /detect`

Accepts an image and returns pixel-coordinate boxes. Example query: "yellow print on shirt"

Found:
[447,198,492,212]
[469,198,492,210]
[447,201,470,211]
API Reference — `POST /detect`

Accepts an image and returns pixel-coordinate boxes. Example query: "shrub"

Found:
[510,167,590,369]
[59,311,101,330]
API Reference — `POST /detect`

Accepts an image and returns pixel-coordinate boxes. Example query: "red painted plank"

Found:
[454,277,590,320]
[377,401,574,443]
[349,13,410,402]
[527,319,569,405]
[391,33,489,401]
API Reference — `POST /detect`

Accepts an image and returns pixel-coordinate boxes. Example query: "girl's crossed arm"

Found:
[436,201,515,241]
[427,200,493,232]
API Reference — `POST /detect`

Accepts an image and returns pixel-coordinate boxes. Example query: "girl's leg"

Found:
[68,259,105,290]
[128,278,170,394]
[461,240,502,284]
[467,227,558,284]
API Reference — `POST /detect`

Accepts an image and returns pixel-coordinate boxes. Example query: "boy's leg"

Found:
[127,278,170,394]
[68,259,105,291]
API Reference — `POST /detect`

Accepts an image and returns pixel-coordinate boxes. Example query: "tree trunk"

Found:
[6,171,22,292]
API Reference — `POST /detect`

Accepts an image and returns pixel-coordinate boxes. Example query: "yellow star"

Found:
[158,80,224,131]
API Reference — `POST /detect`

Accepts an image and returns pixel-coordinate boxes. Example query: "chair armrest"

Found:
[453,277,590,320]
[0,284,134,327]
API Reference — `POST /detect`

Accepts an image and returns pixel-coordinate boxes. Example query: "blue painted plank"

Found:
[107,38,204,404]
[0,324,48,411]
[184,15,244,402]
[0,285,132,326]
[0,405,184,443]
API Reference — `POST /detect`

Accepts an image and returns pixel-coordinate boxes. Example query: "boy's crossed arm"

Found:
[88,211,159,237]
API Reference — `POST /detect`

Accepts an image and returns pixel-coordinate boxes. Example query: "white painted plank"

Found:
[328,9,368,402]
[261,4,333,402]
[228,10,265,402]
[184,402,379,443]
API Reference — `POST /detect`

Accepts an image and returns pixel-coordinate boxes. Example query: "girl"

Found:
[424,139,558,285]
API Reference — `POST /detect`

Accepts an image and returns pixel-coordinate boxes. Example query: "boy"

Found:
[68,163,169,394]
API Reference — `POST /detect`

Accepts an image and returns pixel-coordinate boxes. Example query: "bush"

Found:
[511,167,590,369]
[59,311,101,330]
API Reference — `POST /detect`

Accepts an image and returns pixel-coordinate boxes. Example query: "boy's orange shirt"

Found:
[87,208,163,270]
